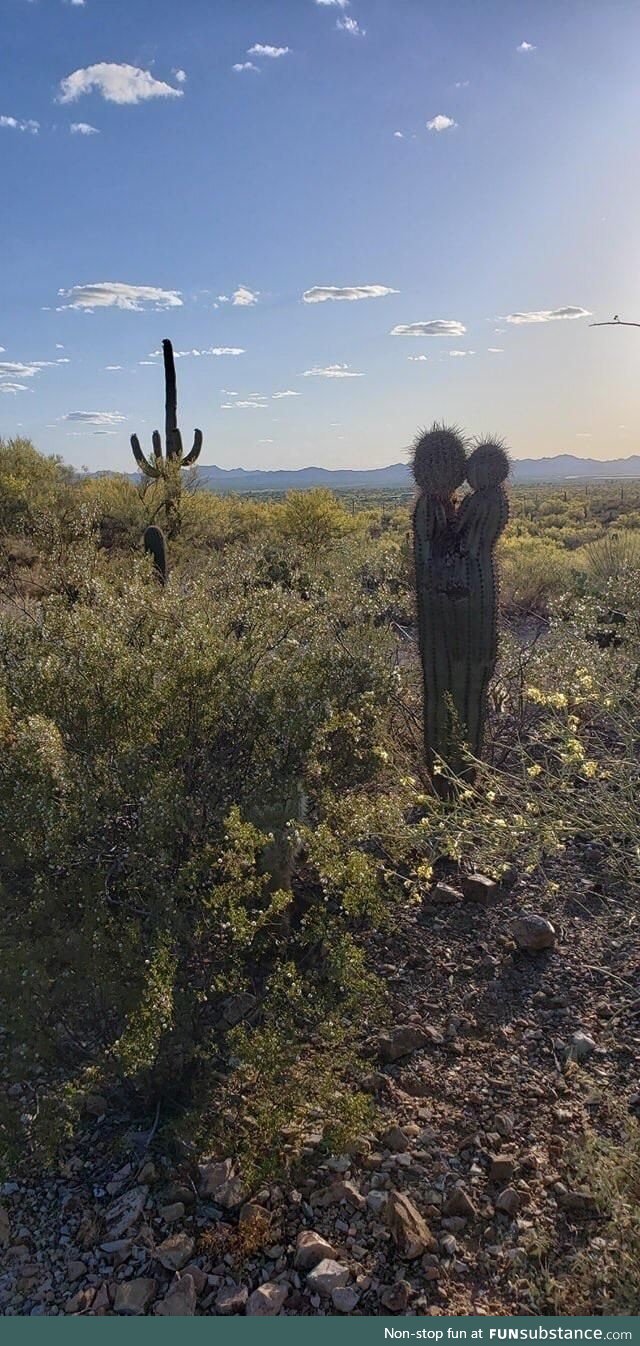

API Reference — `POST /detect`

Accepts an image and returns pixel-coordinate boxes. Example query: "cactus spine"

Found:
[143,524,168,585]
[130,339,203,539]
[412,425,509,788]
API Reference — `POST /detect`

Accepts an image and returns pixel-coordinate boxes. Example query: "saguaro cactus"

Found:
[412,425,509,787]
[143,524,168,585]
[130,339,203,537]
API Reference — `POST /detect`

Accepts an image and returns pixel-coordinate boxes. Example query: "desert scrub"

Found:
[0,545,398,1166]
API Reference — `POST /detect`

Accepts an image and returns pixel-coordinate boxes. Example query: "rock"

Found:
[366,1190,388,1215]
[216,1283,249,1315]
[239,1202,270,1229]
[246,1281,289,1316]
[377,1024,443,1063]
[65,1287,96,1314]
[555,1187,599,1216]
[113,1278,157,1316]
[84,1093,108,1117]
[0,1206,10,1249]
[306,1259,350,1296]
[385,1191,437,1259]
[294,1231,336,1270]
[137,1161,156,1185]
[570,1031,596,1063]
[380,1280,411,1313]
[440,1234,458,1256]
[183,1264,208,1296]
[159,1202,185,1223]
[332,1285,360,1313]
[215,1177,248,1210]
[441,1216,466,1233]
[494,1112,515,1138]
[155,1232,195,1271]
[223,992,256,1025]
[105,1186,148,1240]
[155,1273,197,1316]
[444,1188,476,1219]
[512,913,556,952]
[490,1155,515,1184]
[461,873,497,903]
[432,882,463,904]
[67,1259,86,1282]
[198,1157,233,1197]
[314,1179,365,1211]
[381,1126,409,1153]
[495,1187,520,1217]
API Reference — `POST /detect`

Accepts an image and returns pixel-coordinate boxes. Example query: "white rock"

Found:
[306,1259,350,1297]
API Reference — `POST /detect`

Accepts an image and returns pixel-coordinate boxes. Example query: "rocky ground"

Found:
[1,858,638,1317]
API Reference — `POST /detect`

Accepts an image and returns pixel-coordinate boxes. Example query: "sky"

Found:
[1,0,640,473]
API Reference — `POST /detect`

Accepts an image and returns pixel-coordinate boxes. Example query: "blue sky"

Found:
[2,0,640,471]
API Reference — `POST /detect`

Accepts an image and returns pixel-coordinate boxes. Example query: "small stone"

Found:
[65,1287,96,1314]
[159,1202,185,1223]
[385,1191,437,1259]
[183,1264,207,1296]
[494,1112,515,1138]
[512,913,556,952]
[314,1179,365,1211]
[461,873,497,903]
[570,1032,596,1063]
[156,1232,195,1271]
[444,1188,476,1219]
[377,1024,443,1063]
[84,1094,108,1117]
[198,1158,233,1198]
[137,1161,156,1185]
[306,1259,350,1296]
[555,1188,599,1215]
[440,1234,458,1256]
[490,1155,515,1184]
[294,1231,336,1270]
[0,1206,11,1249]
[432,882,463,905]
[105,1186,148,1240]
[246,1281,289,1316]
[215,1178,248,1210]
[381,1126,409,1153]
[442,1216,466,1233]
[366,1190,388,1215]
[113,1278,157,1316]
[380,1280,411,1313]
[331,1285,360,1313]
[495,1187,520,1217]
[67,1260,86,1282]
[216,1283,249,1315]
[155,1273,197,1316]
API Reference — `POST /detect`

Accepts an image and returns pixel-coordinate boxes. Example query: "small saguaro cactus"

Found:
[130,339,203,538]
[412,424,510,788]
[143,524,168,585]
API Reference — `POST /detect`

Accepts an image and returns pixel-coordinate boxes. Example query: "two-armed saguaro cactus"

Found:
[130,339,203,539]
[412,424,510,788]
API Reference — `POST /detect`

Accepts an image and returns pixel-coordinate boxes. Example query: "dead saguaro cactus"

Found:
[130,339,203,538]
[143,524,168,585]
[412,424,510,788]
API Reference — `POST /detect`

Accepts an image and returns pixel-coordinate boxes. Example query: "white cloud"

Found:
[0,359,61,381]
[449,349,475,356]
[0,115,39,134]
[58,281,183,311]
[62,410,125,425]
[232,286,259,306]
[0,383,29,394]
[408,355,429,361]
[173,69,187,84]
[391,320,466,337]
[454,80,470,88]
[303,284,397,304]
[221,399,267,409]
[302,363,363,378]
[58,63,183,105]
[66,1,86,6]
[504,307,591,324]
[247,44,290,58]
[204,346,245,356]
[393,131,404,138]
[487,347,504,353]
[70,121,99,135]
[337,16,365,35]
[149,346,246,359]
[272,390,300,398]
[105,364,123,370]
[517,41,536,53]
[315,0,349,6]
[427,114,457,132]
[233,63,259,73]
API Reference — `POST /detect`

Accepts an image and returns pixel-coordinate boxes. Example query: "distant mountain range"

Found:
[173,454,640,492]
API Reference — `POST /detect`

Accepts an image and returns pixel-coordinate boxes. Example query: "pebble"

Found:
[306,1260,350,1297]
[246,1281,289,1316]
[512,913,556,952]
[294,1231,336,1271]
[331,1285,360,1313]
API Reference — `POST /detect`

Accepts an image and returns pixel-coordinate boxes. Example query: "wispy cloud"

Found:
[0,383,29,394]
[303,284,397,304]
[391,320,466,337]
[272,390,300,398]
[232,286,259,306]
[0,358,66,384]
[504,307,591,324]
[337,16,365,35]
[149,346,246,358]
[393,131,404,139]
[1,115,39,133]
[58,63,183,105]
[426,114,457,132]
[233,63,259,73]
[105,365,123,370]
[173,69,187,84]
[315,0,350,6]
[303,363,364,378]
[58,282,183,311]
[487,347,504,353]
[247,44,290,59]
[517,41,536,53]
[449,349,475,357]
[408,355,429,362]
[63,410,125,425]
[70,121,99,135]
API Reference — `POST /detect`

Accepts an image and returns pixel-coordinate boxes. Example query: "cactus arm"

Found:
[130,433,157,477]
[152,430,163,463]
[182,428,203,467]
[143,524,168,584]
